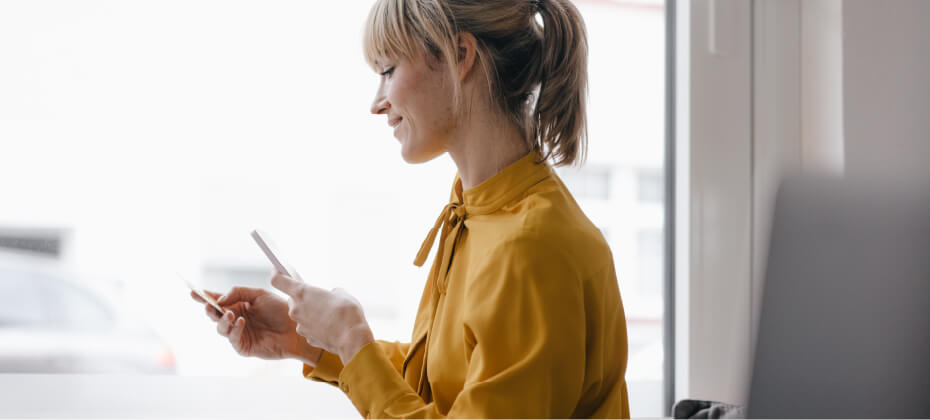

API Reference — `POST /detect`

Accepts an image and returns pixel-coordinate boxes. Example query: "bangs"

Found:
[363,0,421,70]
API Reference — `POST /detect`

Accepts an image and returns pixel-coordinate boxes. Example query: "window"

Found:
[0,0,667,417]
[562,1,667,416]
[637,168,665,204]
[559,166,611,200]
[637,229,664,297]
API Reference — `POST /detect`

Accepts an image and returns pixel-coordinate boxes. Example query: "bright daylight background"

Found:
[0,0,664,417]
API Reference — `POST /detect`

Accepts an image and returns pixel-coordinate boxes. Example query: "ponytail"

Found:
[533,0,588,166]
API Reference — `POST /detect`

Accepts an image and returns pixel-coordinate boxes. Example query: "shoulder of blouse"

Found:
[488,176,610,258]
[467,186,614,285]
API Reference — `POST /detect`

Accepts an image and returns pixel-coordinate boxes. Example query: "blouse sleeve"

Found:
[304,340,411,386]
[334,235,588,418]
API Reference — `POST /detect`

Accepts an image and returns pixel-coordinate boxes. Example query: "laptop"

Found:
[748,175,930,418]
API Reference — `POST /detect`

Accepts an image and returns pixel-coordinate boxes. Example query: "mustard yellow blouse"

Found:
[304,151,630,418]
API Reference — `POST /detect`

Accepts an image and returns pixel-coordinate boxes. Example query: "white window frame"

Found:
[674,0,844,408]
[675,0,754,406]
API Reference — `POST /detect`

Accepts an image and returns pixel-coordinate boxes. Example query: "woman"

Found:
[192,0,629,417]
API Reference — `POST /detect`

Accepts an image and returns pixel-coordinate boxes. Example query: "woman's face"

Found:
[370,48,456,163]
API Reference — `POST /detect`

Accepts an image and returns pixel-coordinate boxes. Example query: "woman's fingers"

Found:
[193,290,226,321]
[270,271,302,297]
[205,303,221,321]
[216,310,235,336]
[202,289,222,300]
[228,316,246,353]
[190,290,206,304]
[216,286,264,306]
[194,291,223,321]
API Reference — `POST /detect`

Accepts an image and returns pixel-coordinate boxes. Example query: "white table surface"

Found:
[0,374,360,419]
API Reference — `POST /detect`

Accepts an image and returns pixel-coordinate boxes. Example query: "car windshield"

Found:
[0,268,113,329]
[0,269,45,327]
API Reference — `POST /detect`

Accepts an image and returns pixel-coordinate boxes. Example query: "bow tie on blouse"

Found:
[409,201,467,398]
[414,202,467,294]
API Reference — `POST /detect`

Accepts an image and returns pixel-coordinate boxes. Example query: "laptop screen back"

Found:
[748,176,930,418]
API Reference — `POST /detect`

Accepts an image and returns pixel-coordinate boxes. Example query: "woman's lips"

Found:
[390,117,403,140]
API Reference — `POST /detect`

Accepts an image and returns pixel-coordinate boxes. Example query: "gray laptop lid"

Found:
[748,176,930,418]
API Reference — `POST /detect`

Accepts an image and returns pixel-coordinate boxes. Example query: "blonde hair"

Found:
[363,0,589,167]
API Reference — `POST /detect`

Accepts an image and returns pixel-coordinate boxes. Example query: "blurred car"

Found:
[0,252,175,374]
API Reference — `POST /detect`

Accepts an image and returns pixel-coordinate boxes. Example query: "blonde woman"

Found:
[192,0,630,417]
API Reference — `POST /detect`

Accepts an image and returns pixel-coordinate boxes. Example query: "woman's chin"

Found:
[400,143,443,164]
[400,148,427,164]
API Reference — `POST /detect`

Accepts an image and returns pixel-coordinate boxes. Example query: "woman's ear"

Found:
[456,32,479,82]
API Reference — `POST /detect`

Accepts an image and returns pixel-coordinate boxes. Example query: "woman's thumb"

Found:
[218,287,259,305]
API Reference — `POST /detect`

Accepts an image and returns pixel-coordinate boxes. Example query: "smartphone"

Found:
[250,229,294,278]
[180,273,224,314]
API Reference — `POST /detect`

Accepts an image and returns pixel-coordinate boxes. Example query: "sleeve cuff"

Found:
[338,341,413,418]
[302,349,344,386]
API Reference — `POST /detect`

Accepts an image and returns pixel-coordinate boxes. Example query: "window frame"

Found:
[674,0,829,410]
[674,0,755,408]
[663,0,676,415]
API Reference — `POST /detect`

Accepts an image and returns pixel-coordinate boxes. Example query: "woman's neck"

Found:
[446,111,531,190]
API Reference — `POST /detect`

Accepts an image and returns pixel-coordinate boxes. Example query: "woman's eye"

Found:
[379,67,395,77]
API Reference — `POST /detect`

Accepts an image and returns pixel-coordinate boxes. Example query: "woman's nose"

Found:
[371,89,389,115]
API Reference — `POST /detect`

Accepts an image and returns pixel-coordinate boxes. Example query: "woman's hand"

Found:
[190,286,323,366]
[270,270,375,365]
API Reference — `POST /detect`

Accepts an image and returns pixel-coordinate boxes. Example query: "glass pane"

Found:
[561,1,666,416]
[1,0,665,417]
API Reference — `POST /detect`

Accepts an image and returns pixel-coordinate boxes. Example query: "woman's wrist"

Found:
[338,325,375,365]
[290,334,324,366]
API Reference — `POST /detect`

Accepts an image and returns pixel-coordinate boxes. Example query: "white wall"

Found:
[751,0,802,370]
[842,0,930,181]
[800,0,845,174]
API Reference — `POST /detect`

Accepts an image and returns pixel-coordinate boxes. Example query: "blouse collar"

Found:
[451,149,553,215]
[413,150,552,269]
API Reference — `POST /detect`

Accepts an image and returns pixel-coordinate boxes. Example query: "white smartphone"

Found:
[250,229,294,278]
[179,273,224,314]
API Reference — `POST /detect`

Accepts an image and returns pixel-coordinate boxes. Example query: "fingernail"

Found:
[218,294,226,303]
[244,302,251,311]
